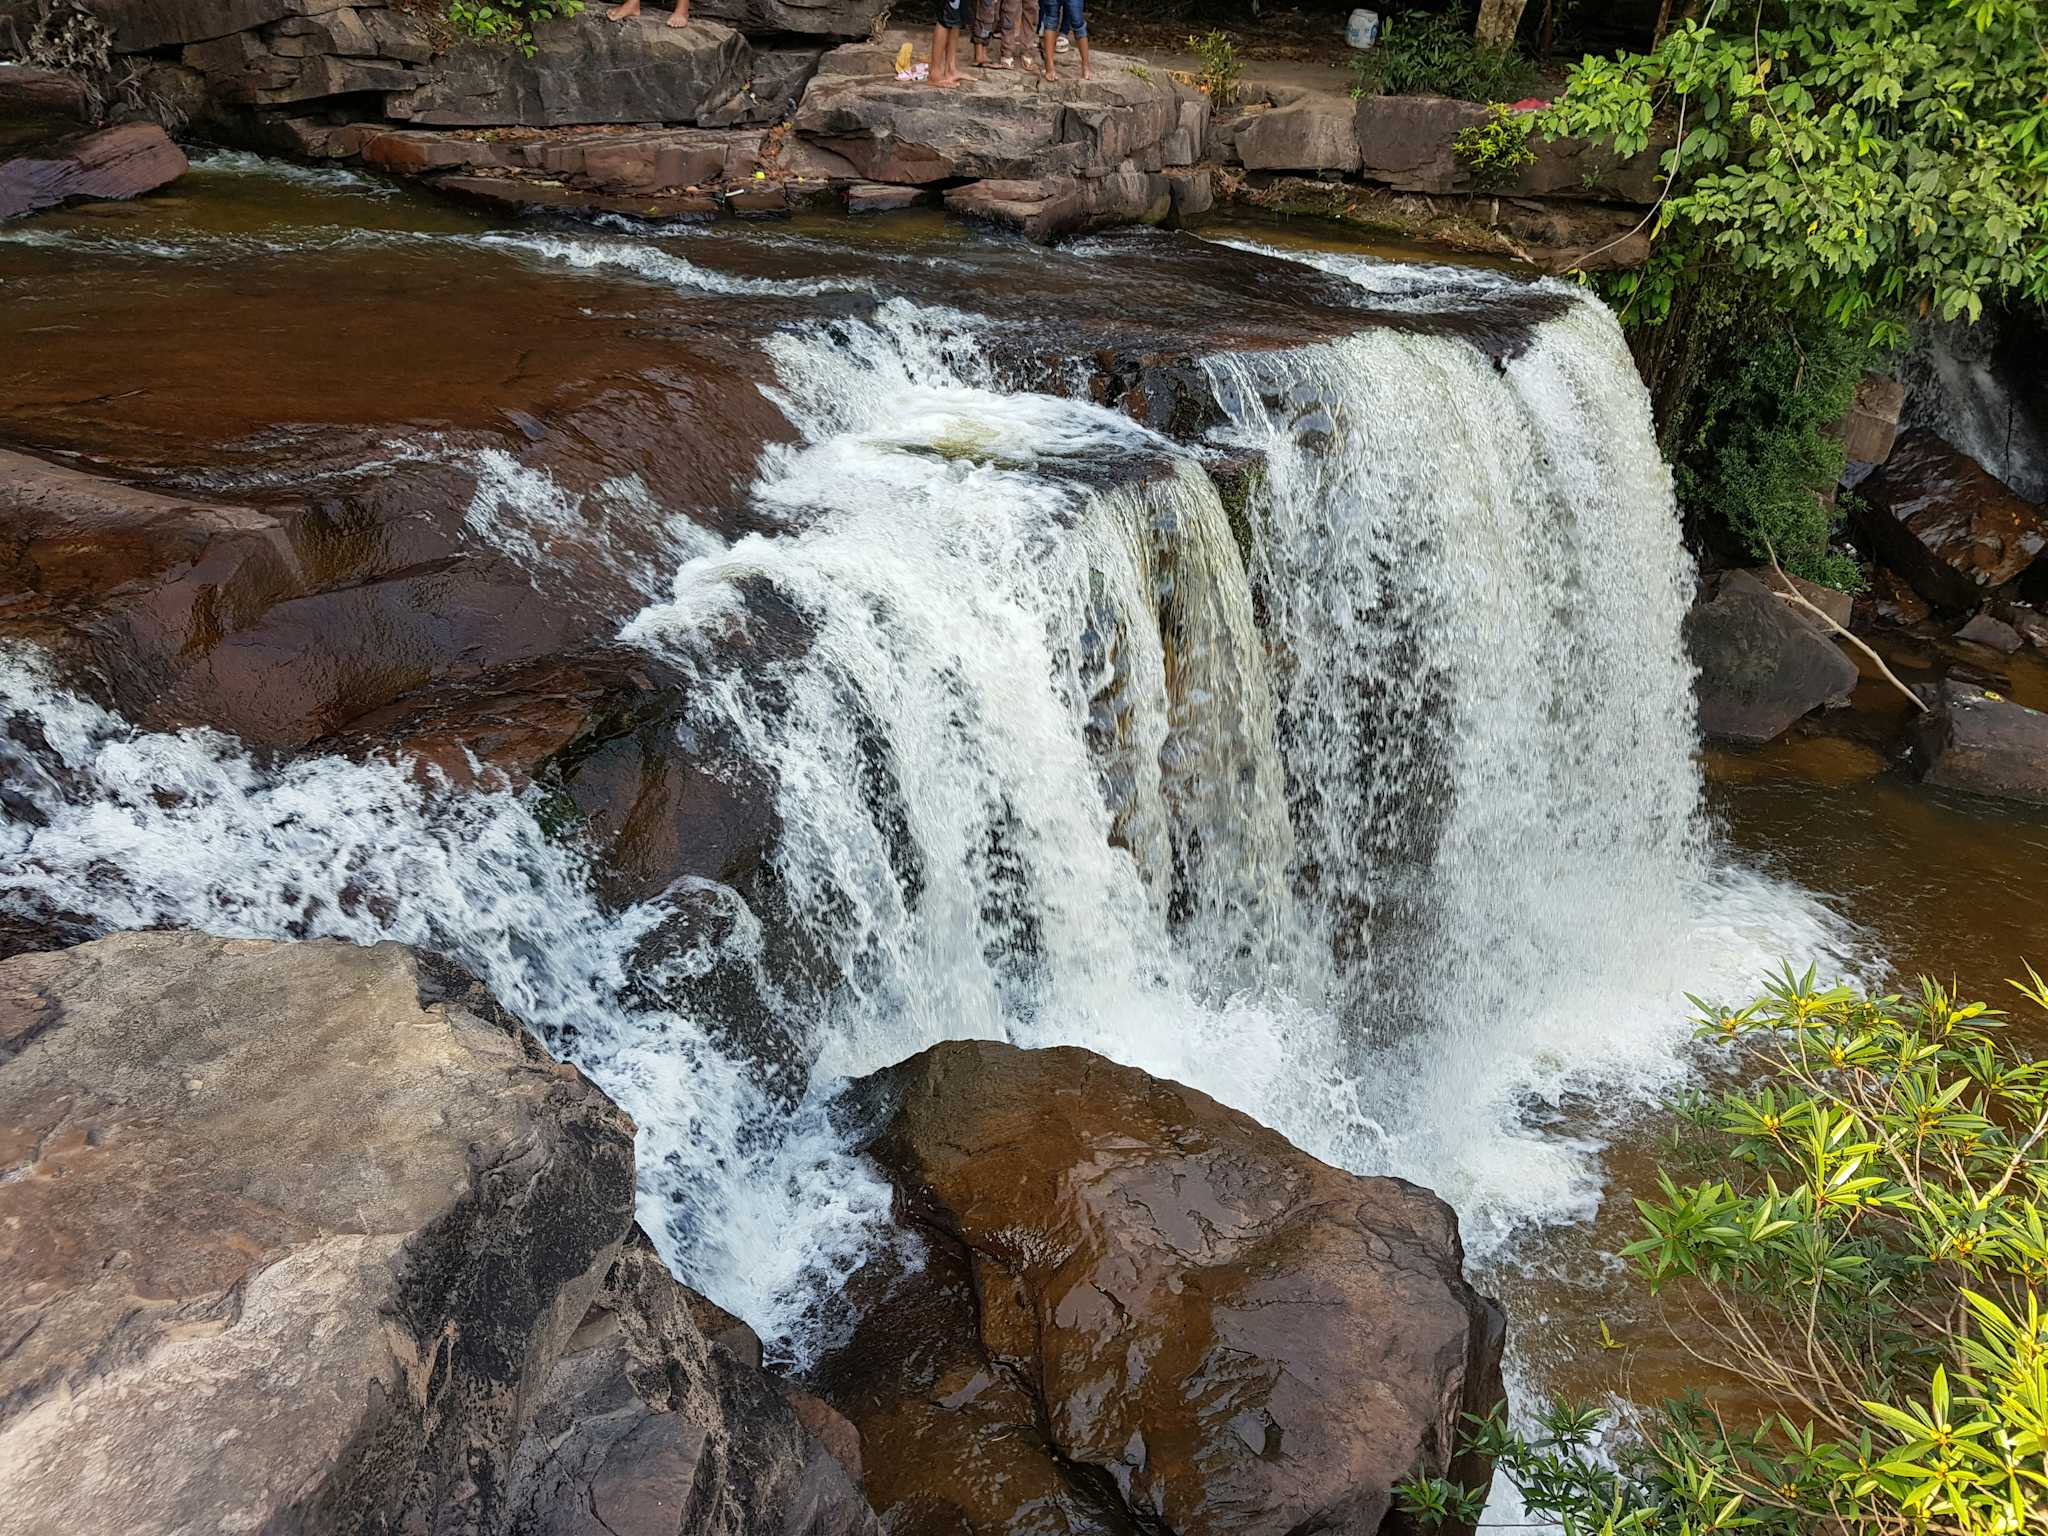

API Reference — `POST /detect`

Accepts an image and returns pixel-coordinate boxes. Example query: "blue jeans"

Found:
[1037,0,1084,38]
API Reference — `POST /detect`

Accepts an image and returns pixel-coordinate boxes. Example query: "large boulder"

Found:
[1234,92,1363,175]
[694,0,891,36]
[388,15,752,128]
[946,166,1175,244]
[1685,569,1859,743]
[1855,431,2047,611]
[1351,94,1489,193]
[0,66,92,153]
[813,1040,1504,1536]
[1913,679,2048,807]
[794,47,1187,184]
[0,930,879,1536]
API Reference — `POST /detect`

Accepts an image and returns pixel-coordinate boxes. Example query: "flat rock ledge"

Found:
[0,66,186,220]
[0,930,877,1536]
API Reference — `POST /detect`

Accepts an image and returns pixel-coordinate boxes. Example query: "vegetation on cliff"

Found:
[1401,965,2048,1534]
[1533,0,2048,588]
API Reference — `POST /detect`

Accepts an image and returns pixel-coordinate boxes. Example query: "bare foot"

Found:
[606,0,641,18]
[930,72,962,86]
[665,2,689,24]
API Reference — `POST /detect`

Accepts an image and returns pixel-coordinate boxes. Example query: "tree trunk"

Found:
[1474,0,1528,50]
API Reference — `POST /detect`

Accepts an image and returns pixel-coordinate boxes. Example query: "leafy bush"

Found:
[1347,9,1539,104]
[1400,963,2048,1534]
[1541,1,2048,346]
[1452,103,1537,189]
[448,0,584,57]
[1185,29,1240,109]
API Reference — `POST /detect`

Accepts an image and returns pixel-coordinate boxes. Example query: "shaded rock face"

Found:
[389,16,752,128]
[813,1040,1505,1536]
[1235,92,1362,175]
[1856,431,2047,611]
[1913,679,2048,807]
[1685,570,1858,744]
[0,931,880,1536]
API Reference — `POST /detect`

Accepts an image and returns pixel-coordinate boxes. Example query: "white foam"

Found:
[474,231,874,298]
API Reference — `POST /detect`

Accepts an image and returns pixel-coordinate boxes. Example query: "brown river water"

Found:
[7,150,2045,1447]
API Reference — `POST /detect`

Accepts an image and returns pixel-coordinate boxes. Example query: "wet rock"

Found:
[430,171,721,220]
[813,1040,1504,1536]
[0,448,605,749]
[1685,570,1859,743]
[1855,431,2047,611]
[389,15,752,128]
[509,1230,881,1536]
[701,46,826,126]
[328,644,779,910]
[1913,679,2048,807]
[846,181,933,213]
[1956,613,2023,654]
[0,931,879,1536]
[0,121,187,220]
[947,167,1172,244]
[2000,604,2048,651]
[1234,91,1362,175]
[1869,564,1933,628]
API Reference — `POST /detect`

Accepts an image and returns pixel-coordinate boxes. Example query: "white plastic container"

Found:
[1345,8,1381,48]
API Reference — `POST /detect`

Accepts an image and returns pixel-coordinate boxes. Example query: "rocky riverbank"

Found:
[2,0,1658,254]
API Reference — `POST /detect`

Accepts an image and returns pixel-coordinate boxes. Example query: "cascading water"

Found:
[0,252,1847,1379]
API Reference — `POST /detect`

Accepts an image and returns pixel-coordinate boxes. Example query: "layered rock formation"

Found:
[1913,679,2048,807]
[0,64,185,218]
[0,930,877,1536]
[814,1040,1505,1536]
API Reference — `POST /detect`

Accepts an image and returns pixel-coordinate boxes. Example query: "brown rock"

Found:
[0,931,881,1536]
[1685,570,1859,743]
[813,1040,1504,1536]
[89,0,302,52]
[946,168,1172,244]
[0,931,638,1535]
[1743,566,1853,634]
[1855,431,2047,611]
[0,122,187,221]
[429,172,720,222]
[0,448,598,748]
[1870,564,1934,627]
[846,181,934,213]
[0,66,92,155]
[1914,679,2048,807]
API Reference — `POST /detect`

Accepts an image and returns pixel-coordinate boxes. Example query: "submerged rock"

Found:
[1855,431,2047,611]
[1913,679,2048,808]
[0,931,878,1536]
[813,1039,1504,1536]
[1685,570,1859,743]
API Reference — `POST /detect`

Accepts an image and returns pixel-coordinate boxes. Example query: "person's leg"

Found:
[1041,22,1056,78]
[1069,0,1088,78]
[931,2,964,85]
[973,0,996,65]
[606,0,640,18]
[666,0,688,23]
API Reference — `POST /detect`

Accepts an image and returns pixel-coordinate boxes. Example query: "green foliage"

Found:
[447,0,584,57]
[1656,277,1872,589]
[1540,0,2048,347]
[1186,30,1240,109]
[1453,102,1539,188]
[1346,9,1541,104]
[1399,963,2048,1534]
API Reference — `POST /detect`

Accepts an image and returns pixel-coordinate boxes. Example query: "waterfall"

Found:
[0,266,1845,1364]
